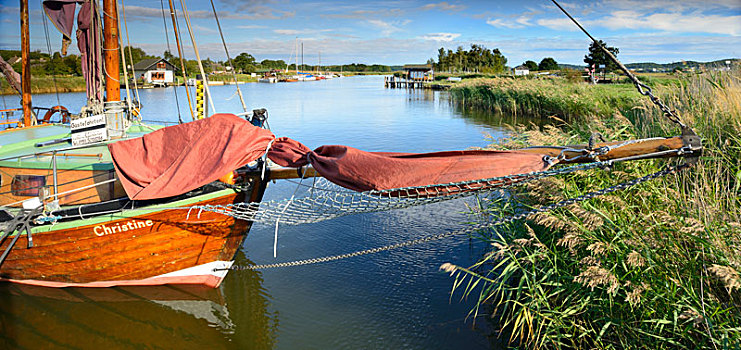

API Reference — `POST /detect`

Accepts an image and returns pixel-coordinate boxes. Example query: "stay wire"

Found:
[209,0,248,113]
[166,0,196,121]
[120,0,141,104]
[39,0,61,106]
[549,0,686,129]
[160,0,183,124]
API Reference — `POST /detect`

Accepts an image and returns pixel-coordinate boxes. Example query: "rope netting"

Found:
[186,161,610,225]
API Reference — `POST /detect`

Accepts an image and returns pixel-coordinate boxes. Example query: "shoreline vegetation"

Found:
[443,69,740,348]
[0,72,390,96]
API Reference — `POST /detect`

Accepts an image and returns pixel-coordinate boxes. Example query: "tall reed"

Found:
[445,70,741,349]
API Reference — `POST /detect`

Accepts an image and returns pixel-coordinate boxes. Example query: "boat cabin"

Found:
[133,58,175,87]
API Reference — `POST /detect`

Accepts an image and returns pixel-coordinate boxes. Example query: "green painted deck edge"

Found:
[28,188,238,235]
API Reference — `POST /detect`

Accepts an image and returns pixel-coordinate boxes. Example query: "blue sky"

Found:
[0,0,739,66]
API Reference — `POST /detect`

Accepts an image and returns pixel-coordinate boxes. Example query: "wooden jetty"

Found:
[385,64,434,89]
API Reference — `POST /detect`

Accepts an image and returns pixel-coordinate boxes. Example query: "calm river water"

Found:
[1,76,519,349]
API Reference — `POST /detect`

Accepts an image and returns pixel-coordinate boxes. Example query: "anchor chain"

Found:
[221,163,686,271]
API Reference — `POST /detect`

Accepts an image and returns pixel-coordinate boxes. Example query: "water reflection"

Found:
[0,251,277,349]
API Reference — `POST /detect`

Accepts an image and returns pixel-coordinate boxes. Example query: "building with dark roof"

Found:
[133,58,176,86]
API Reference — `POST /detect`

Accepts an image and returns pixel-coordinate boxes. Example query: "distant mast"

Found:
[20,0,32,126]
[103,0,120,103]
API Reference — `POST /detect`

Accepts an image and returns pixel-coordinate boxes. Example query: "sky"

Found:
[0,0,739,66]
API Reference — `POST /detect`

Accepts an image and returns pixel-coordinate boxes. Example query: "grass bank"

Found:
[1,75,86,95]
[445,71,740,348]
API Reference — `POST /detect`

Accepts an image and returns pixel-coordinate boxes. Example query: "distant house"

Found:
[133,58,175,87]
[514,65,530,76]
[403,64,434,81]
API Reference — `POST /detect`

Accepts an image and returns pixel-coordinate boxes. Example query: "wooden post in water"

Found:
[19,0,32,126]
[103,0,120,102]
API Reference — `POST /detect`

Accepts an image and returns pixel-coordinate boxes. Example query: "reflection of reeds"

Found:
[445,68,741,349]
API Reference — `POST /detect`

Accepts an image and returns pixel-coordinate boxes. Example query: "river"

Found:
[1,76,518,349]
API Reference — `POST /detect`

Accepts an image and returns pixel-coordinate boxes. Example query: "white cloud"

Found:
[609,12,741,35]
[237,25,267,29]
[274,29,302,35]
[367,19,410,37]
[488,16,535,29]
[601,0,740,12]
[421,2,467,12]
[536,10,741,36]
[120,4,290,21]
[321,9,406,19]
[421,33,461,42]
[273,29,334,36]
[536,17,580,31]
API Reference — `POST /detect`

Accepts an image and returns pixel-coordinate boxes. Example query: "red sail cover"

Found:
[108,114,275,200]
[109,113,550,200]
[268,137,551,192]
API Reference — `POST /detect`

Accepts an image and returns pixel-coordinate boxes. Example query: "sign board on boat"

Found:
[71,114,108,146]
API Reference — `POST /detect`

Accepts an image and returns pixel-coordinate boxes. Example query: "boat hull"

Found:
[0,178,265,288]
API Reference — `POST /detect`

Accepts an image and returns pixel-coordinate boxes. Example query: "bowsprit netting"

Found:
[186,161,610,225]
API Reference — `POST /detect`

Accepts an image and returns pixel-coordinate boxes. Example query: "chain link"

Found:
[633,81,686,128]
[221,164,685,271]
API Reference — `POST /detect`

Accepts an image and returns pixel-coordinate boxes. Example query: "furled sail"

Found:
[0,55,21,95]
[109,114,552,200]
[43,0,103,102]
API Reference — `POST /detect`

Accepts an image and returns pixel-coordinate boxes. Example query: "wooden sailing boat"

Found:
[0,0,702,291]
[0,0,268,288]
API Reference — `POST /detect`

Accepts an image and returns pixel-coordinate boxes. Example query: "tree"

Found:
[524,60,538,71]
[538,57,559,71]
[434,45,507,74]
[259,59,288,70]
[584,40,619,72]
[232,52,256,73]
[163,50,175,62]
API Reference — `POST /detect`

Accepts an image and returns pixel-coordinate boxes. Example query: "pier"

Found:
[384,76,426,89]
[385,64,434,89]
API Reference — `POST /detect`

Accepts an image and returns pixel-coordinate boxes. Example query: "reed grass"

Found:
[445,69,741,349]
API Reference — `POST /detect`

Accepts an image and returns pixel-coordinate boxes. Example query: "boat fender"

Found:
[41,106,71,124]
[218,171,237,185]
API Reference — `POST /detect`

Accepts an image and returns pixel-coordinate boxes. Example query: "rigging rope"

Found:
[116,4,134,115]
[209,0,248,113]
[39,0,61,106]
[179,0,217,116]
[159,0,183,124]
[120,0,141,105]
[166,0,196,121]
[549,0,686,129]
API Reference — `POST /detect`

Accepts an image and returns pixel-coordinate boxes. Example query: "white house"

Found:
[514,65,530,76]
[133,58,175,87]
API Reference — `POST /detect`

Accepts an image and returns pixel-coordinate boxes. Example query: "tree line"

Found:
[521,57,559,71]
[0,48,396,79]
[434,44,508,74]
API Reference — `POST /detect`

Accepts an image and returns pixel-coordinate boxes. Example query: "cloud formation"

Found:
[421,33,461,41]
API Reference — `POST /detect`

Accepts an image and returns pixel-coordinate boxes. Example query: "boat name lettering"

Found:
[94,220,154,236]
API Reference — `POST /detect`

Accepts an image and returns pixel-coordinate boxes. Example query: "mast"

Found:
[20,0,32,126]
[103,0,120,102]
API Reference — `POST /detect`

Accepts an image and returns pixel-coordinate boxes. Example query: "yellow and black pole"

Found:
[195,78,207,119]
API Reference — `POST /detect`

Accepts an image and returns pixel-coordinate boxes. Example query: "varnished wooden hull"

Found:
[0,180,265,288]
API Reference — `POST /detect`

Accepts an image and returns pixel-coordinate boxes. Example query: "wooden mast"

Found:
[19,0,32,126]
[103,0,120,102]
